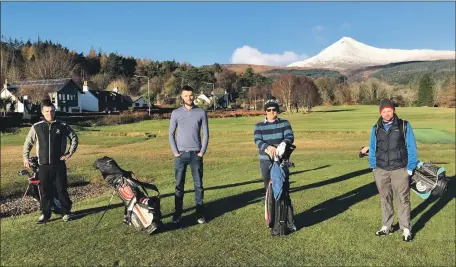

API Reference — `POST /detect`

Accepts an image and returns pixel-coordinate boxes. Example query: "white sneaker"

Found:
[402,228,412,242]
[375,226,393,236]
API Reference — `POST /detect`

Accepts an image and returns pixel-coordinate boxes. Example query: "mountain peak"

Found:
[287,37,455,70]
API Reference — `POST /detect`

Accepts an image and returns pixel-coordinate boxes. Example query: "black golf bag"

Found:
[264,142,296,236]
[17,157,62,213]
[93,156,162,235]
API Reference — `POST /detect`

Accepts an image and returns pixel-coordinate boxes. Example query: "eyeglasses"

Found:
[266,108,277,112]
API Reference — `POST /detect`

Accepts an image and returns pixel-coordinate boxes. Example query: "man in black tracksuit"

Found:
[23,100,78,224]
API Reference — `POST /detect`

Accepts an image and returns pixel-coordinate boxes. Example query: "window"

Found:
[105,96,107,102]
[59,94,62,100]
[66,94,70,100]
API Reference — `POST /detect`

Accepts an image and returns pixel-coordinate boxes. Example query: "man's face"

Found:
[380,107,394,121]
[265,106,278,120]
[181,90,194,106]
[41,106,55,121]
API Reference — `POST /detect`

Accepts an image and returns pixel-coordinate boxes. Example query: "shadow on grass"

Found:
[71,179,266,222]
[162,166,365,233]
[295,180,377,230]
[406,176,455,236]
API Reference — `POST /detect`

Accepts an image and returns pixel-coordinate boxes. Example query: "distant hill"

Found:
[221,64,312,74]
[262,68,345,80]
[349,59,456,84]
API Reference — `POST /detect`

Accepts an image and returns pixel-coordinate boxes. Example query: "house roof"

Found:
[9,78,84,94]
[89,89,125,100]
[131,96,143,102]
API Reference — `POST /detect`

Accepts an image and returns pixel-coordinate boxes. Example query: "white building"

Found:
[80,81,99,112]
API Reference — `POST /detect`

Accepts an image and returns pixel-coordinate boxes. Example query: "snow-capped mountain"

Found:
[287,37,455,70]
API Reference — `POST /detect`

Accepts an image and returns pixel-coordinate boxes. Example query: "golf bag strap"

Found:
[130,173,160,196]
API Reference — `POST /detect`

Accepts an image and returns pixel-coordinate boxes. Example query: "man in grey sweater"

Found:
[169,85,209,224]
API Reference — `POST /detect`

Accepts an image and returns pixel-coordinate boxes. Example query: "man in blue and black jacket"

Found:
[369,98,417,242]
[254,98,294,190]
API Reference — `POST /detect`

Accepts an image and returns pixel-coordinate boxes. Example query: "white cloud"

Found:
[230,45,308,66]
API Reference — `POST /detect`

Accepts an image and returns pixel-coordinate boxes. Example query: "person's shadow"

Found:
[294,181,378,230]
[404,176,455,236]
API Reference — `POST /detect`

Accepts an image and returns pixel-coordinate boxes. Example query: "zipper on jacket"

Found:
[48,122,52,164]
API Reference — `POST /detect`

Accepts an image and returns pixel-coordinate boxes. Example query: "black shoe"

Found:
[36,214,50,224]
[172,213,182,224]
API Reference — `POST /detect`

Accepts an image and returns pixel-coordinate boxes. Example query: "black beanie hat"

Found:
[264,98,280,112]
[379,98,395,112]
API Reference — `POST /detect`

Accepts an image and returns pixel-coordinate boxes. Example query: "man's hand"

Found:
[174,153,181,157]
[60,153,71,161]
[197,152,203,157]
[265,146,277,159]
[23,159,30,168]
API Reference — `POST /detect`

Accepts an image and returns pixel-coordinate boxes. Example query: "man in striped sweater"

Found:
[254,98,295,189]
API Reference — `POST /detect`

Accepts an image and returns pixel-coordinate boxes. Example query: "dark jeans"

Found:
[174,151,204,215]
[38,162,72,216]
[260,159,273,189]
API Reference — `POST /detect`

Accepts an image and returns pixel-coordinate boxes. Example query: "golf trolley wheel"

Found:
[431,177,450,197]
[415,181,428,193]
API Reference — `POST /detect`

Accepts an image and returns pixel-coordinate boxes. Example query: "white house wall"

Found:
[80,91,99,112]
[1,89,24,112]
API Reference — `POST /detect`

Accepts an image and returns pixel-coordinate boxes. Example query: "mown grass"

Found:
[0,105,455,266]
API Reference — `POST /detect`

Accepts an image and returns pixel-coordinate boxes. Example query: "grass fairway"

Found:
[1,105,455,266]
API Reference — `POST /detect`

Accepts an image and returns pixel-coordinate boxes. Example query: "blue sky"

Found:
[1,2,455,66]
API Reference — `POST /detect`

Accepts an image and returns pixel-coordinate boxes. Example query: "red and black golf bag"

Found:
[93,156,162,235]
[17,157,62,213]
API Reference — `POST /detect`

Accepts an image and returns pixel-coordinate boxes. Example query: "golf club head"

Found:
[17,169,30,176]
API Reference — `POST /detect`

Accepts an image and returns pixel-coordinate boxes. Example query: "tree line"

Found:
[1,36,454,110]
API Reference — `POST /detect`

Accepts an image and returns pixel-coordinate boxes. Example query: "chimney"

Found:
[3,79,8,90]
[83,81,89,92]
[113,87,118,93]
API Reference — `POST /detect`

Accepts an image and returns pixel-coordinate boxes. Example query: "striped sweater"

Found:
[254,118,294,160]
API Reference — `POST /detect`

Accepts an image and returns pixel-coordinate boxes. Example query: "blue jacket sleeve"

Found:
[405,122,418,171]
[368,126,376,169]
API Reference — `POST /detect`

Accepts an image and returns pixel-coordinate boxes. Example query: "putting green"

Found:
[414,128,455,144]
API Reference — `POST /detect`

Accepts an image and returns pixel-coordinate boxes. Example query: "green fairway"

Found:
[1,105,455,266]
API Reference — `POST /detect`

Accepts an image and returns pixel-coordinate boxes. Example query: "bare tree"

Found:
[296,76,322,112]
[215,68,237,92]
[333,82,351,105]
[25,48,76,80]
[272,74,297,113]
[18,85,52,105]
[314,77,337,104]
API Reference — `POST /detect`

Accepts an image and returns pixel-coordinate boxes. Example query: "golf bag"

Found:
[359,147,449,200]
[410,161,450,200]
[93,156,162,235]
[17,157,62,213]
[264,142,296,236]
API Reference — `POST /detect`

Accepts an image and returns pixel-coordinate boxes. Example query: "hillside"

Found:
[362,60,455,84]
